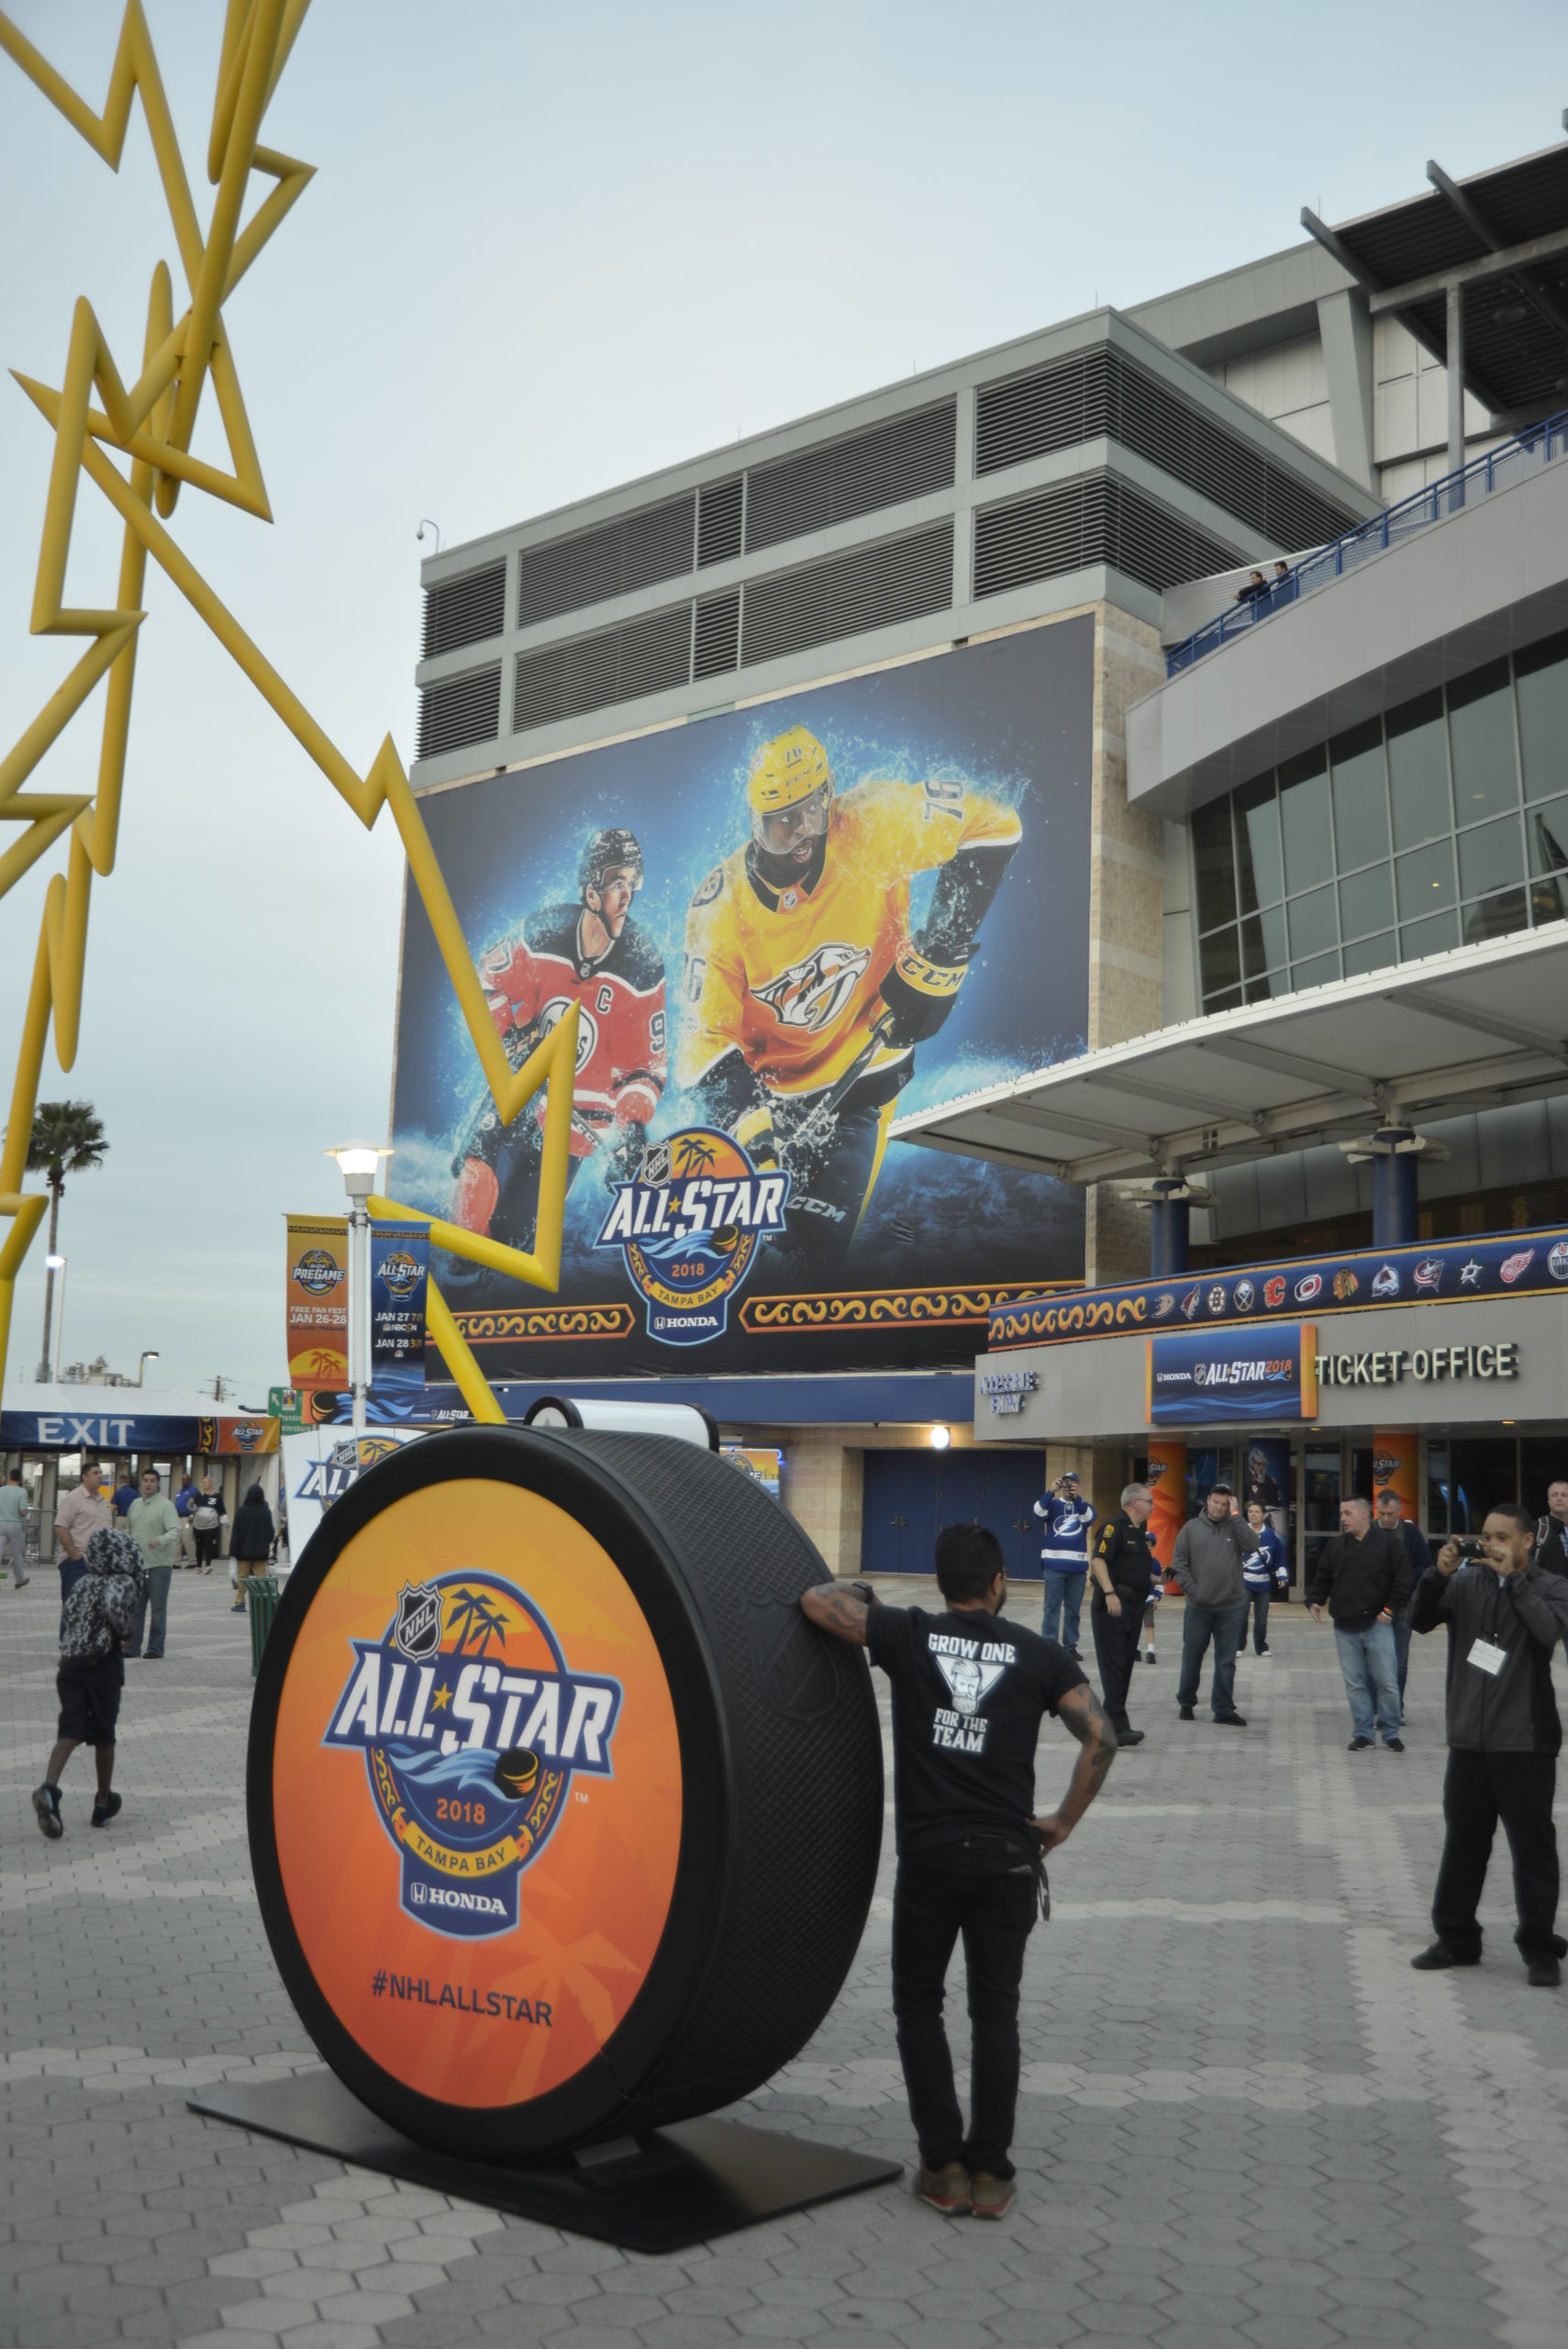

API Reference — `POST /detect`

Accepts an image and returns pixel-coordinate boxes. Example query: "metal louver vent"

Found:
[973,475,1236,600]
[693,589,740,680]
[741,522,953,670]
[974,351,1361,548]
[517,495,695,629]
[512,604,692,735]
[417,663,502,762]
[698,478,743,567]
[421,562,506,658]
[745,402,957,555]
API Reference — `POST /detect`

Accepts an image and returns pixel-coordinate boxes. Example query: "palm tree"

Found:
[25,1102,108,1382]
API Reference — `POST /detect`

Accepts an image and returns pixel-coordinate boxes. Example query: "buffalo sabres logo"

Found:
[754,943,872,1033]
[394,1581,443,1662]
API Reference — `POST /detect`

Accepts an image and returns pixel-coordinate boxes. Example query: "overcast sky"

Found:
[0,0,1563,1403]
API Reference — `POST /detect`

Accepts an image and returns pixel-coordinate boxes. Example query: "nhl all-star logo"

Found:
[596,1127,791,1348]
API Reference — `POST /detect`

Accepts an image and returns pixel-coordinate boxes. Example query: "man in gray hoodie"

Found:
[1409,1503,1568,1987]
[1172,1484,1258,1726]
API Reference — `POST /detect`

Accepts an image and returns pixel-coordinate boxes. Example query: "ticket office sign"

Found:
[1148,1324,1318,1426]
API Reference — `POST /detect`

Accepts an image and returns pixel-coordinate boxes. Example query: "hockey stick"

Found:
[784,1014,896,1159]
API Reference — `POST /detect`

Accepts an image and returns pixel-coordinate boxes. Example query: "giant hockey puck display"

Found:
[248,1427,882,2164]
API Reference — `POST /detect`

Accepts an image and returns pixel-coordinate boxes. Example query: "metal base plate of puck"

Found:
[189,2069,901,2254]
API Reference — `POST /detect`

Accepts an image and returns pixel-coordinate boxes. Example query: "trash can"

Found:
[244,1574,282,1679]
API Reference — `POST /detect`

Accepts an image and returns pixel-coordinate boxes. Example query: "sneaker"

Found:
[1178,1705,1195,1720]
[230,1603,246,1613]
[1528,1956,1562,1988]
[1411,1942,1477,1970]
[1385,1739,1405,1753]
[1144,1648,1157,1664]
[1117,1728,1146,1746]
[915,2163,971,2215]
[970,2172,1016,2220]
[1215,1712,1248,1727]
[1256,1645,1272,1657]
[13,1573,29,1588]
[90,1792,122,1829]
[32,1784,62,1839]
[1348,1737,1373,1750]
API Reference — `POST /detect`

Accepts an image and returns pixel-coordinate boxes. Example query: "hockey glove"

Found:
[878,939,969,1048]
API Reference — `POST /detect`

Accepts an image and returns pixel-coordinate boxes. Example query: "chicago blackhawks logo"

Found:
[323,1567,621,1939]
[754,943,871,1033]
[595,1127,790,1347]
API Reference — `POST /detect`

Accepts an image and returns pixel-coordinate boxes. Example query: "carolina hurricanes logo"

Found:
[754,943,871,1033]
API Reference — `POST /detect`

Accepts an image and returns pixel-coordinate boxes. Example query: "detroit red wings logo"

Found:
[754,943,871,1032]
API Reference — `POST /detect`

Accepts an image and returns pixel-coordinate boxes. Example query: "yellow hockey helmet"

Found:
[747,727,833,859]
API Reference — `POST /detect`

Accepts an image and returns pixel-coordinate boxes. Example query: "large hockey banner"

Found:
[390,621,1092,1374]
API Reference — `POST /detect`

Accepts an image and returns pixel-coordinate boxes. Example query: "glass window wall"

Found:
[1196,633,1568,1012]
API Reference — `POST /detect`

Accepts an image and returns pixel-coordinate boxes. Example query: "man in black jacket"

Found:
[1089,1482,1158,1749]
[1408,1504,1568,1986]
[1375,1489,1432,1701]
[1307,1497,1412,1751]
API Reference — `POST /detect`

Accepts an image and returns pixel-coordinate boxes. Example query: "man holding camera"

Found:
[1032,1470,1095,1651]
[1409,1505,1568,1986]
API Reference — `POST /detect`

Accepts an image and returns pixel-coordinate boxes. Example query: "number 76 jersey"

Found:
[678,774,1020,1100]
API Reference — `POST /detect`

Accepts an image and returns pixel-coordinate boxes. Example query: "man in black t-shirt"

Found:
[803,1523,1117,2221]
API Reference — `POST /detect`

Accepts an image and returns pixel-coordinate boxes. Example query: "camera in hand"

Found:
[1452,1537,1486,1560]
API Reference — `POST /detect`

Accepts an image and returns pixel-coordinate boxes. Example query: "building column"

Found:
[1447,284,1466,491]
[38,1455,59,1563]
[781,1437,864,1579]
[1149,1180,1191,1277]
[1316,289,1376,494]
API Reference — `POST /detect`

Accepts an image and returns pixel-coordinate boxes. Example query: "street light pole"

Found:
[328,1145,392,1441]
[137,1350,160,1386]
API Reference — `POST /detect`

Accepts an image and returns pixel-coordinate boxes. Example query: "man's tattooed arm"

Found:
[800,1583,871,1647]
[1034,1682,1117,1851]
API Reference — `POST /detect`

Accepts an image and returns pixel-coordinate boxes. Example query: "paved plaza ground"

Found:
[6,1565,1568,2349]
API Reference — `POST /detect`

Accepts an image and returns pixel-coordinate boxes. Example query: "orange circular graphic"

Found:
[272,1478,682,2109]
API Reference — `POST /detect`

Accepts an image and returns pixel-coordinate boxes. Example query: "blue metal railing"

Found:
[1165,406,1568,677]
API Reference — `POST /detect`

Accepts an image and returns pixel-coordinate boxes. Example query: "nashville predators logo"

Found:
[595,1127,790,1349]
[324,1568,621,1939]
[754,943,871,1034]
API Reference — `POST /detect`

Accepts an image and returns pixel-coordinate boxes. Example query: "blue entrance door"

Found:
[859,1450,1049,1578]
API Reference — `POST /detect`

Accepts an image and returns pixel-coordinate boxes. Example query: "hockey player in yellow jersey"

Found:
[679,723,1021,1263]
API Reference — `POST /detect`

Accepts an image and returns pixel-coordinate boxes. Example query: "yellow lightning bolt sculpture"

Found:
[0,0,575,1424]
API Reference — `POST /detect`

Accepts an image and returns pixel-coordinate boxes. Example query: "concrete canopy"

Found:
[890,926,1568,1187]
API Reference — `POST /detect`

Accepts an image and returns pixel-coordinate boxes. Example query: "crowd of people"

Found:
[799,1466,1568,2221]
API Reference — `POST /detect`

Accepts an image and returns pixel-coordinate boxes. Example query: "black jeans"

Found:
[1091,1599,1143,1738]
[195,1528,220,1572]
[891,1835,1037,2179]
[1176,1601,1245,1717]
[1433,1749,1567,1963]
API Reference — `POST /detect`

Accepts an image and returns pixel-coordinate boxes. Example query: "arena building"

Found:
[398,131,1568,1578]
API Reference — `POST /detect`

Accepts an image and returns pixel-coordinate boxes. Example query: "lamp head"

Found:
[45,1253,65,1270]
[328,1142,392,1200]
[929,1424,951,1451]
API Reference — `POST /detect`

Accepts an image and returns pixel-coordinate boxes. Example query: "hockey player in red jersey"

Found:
[449,829,666,1256]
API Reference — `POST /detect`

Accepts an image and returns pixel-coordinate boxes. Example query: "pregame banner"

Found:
[369,1219,429,1390]
[389,623,1094,1375]
[285,1215,351,1390]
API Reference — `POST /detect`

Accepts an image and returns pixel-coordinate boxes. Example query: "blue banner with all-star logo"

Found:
[370,1221,429,1391]
[1148,1324,1318,1425]
[990,1226,1568,1353]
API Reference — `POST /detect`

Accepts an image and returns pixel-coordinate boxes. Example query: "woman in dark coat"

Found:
[229,1483,275,1615]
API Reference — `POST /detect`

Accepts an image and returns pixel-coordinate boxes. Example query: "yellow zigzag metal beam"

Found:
[0,0,575,1428]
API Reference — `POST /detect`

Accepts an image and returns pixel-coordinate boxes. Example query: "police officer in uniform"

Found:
[1089,1483,1158,1748]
